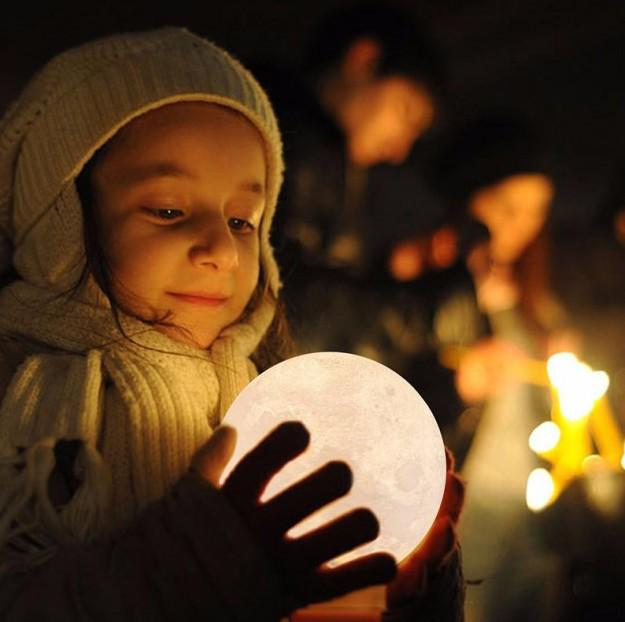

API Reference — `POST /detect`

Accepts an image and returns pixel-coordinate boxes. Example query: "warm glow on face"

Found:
[222,352,447,566]
[92,102,265,348]
[547,352,610,421]
[526,468,555,512]
[469,173,553,264]
[346,77,434,166]
[529,421,561,454]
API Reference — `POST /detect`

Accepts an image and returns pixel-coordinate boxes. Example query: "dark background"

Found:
[2,0,624,227]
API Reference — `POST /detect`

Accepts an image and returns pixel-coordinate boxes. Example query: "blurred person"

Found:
[247,3,474,469]
[430,114,564,622]
[436,115,562,353]
[300,2,439,170]
[250,1,448,358]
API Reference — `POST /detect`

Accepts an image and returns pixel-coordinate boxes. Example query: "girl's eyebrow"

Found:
[118,161,265,195]
[119,162,192,186]
[240,180,265,196]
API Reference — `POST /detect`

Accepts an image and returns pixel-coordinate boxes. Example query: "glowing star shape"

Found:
[222,351,447,566]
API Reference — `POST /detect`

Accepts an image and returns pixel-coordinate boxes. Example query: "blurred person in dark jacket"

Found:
[252,1,448,341]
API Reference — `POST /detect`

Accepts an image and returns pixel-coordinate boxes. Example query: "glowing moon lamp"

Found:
[221,351,446,565]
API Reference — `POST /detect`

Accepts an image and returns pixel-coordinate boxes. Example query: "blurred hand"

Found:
[388,238,427,282]
[455,337,527,403]
[388,228,459,282]
[386,448,465,611]
[191,421,397,606]
[476,265,520,313]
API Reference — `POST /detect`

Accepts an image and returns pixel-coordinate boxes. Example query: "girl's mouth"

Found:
[167,292,229,307]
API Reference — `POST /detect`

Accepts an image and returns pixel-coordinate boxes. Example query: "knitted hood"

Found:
[0,26,283,297]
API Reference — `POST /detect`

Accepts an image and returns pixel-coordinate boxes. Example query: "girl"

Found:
[0,27,462,621]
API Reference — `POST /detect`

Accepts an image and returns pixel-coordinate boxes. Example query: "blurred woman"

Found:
[431,114,562,622]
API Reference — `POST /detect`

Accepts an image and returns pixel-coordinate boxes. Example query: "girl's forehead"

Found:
[95,102,267,179]
[111,101,262,148]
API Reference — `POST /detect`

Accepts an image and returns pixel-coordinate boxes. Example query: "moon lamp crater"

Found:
[222,351,446,565]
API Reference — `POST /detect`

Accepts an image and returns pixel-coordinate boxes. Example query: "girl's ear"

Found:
[340,36,382,82]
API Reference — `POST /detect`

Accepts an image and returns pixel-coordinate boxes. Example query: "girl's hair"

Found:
[74,145,294,371]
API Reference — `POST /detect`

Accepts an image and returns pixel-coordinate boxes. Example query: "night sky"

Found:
[1,0,624,227]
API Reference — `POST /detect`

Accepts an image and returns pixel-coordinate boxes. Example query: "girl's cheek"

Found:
[240,235,261,261]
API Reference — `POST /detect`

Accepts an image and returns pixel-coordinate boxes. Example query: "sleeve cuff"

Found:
[113,472,298,622]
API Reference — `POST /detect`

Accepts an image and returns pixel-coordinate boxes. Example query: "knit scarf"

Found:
[0,275,274,572]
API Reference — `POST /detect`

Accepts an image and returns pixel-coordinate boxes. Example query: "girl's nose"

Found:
[189,220,239,271]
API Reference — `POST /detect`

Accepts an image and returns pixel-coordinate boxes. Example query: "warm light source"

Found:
[527,352,622,512]
[529,421,561,454]
[222,352,447,566]
[546,352,609,421]
[526,468,555,512]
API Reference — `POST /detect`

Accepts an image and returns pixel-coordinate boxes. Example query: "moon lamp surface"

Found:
[221,351,446,565]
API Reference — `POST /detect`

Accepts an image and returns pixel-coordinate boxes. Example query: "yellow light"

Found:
[529,421,561,454]
[546,352,578,387]
[621,441,625,471]
[526,468,555,512]
[547,352,610,421]
[591,371,609,400]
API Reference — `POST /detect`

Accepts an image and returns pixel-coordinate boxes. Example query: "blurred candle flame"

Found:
[526,468,555,512]
[547,352,609,421]
[526,352,621,512]
[529,421,561,454]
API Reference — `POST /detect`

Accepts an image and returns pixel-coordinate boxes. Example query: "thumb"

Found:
[190,425,237,487]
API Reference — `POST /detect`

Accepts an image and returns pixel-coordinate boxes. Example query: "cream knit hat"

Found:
[0,26,283,295]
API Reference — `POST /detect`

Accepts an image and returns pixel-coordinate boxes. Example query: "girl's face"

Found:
[91,102,266,348]
[469,173,553,264]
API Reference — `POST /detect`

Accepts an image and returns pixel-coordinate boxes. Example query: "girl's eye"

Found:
[228,218,255,233]
[145,207,185,221]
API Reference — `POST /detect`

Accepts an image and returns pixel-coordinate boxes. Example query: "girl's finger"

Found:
[222,421,309,510]
[300,552,397,604]
[189,425,237,487]
[259,460,352,538]
[279,507,379,571]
